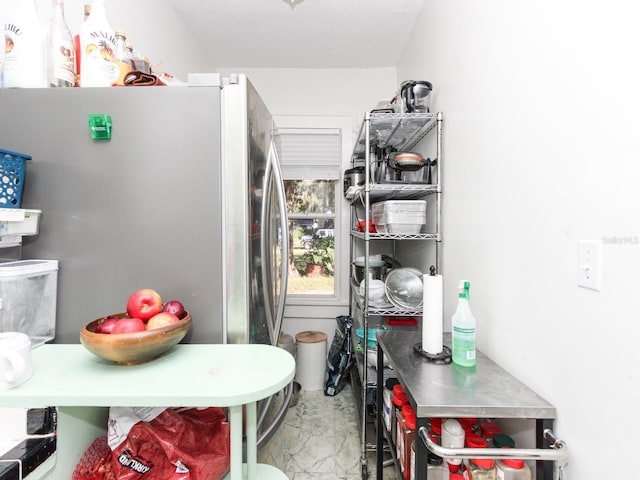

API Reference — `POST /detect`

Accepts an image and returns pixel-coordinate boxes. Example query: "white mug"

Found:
[0,332,32,391]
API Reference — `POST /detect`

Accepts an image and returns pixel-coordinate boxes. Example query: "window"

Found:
[285,179,336,294]
[278,128,340,297]
[274,115,353,310]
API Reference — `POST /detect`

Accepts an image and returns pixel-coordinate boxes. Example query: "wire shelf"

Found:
[352,112,439,157]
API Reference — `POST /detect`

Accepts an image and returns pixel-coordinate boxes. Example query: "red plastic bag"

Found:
[73,435,114,480]
[107,407,230,480]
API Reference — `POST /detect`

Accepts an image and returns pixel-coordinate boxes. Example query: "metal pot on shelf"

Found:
[378,151,431,184]
[352,255,400,284]
[343,166,366,195]
[352,257,387,284]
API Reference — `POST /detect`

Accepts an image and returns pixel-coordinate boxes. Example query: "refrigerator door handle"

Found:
[269,142,289,346]
[260,157,276,345]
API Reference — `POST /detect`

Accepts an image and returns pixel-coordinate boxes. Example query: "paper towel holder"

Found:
[413,343,452,364]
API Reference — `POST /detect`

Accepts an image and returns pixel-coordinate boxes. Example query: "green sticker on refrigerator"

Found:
[88,114,112,140]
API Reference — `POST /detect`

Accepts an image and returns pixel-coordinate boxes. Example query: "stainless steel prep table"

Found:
[376,330,557,480]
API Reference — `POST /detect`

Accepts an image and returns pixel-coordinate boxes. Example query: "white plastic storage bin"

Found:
[372,200,427,234]
[0,259,58,347]
[0,209,42,236]
[371,200,427,215]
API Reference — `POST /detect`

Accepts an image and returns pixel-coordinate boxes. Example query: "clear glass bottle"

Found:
[113,30,131,65]
[73,3,91,86]
[48,0,76,87]
[3,0,46,88]
[112,29,131,84]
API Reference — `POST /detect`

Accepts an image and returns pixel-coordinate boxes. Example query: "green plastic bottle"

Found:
[452,280,476,367]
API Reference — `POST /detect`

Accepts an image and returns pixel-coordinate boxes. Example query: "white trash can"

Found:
[294,331,327,391]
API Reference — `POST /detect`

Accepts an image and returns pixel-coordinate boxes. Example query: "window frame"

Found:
[274,115,354,310]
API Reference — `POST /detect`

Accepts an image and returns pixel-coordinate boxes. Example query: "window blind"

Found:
[277,128,341,180]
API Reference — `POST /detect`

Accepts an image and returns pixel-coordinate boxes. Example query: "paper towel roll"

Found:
[422,274,443,355]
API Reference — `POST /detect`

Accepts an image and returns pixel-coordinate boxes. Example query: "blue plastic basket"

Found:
[0,148,31,208]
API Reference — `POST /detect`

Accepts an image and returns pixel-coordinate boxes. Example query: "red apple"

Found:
[161,300,185,319]
[111,317,146,334]
[126,289,162,321]
[146,312,180,330]
[95,318,119,334]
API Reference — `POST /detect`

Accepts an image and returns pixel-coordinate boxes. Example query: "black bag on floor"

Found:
[324,315,353,396]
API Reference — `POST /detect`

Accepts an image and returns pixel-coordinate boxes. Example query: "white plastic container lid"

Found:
[372,200,427,214]
[0,259,59,277]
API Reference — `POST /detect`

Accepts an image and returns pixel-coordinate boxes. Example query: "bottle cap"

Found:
[401,404,414,417]
[480,421,502,438]
[465,433,486,448]
[457,280,471,299]
[502,458,525,469]
[447,462,460,472]
[443,418,464,436]
[392,392,408,407]
[472,458,495,469]
[393,384,405,396]
[457,417,477,429]
[493,433,516,448]
[450,475,464,480]
[405,413,416,430]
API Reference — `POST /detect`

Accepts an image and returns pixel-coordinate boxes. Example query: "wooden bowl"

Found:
[80,311,192,365]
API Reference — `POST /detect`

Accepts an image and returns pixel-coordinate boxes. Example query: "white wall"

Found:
[1,0,214,80]
[398,1,640,477]
[217,67,398,342]
[217,67,396,120]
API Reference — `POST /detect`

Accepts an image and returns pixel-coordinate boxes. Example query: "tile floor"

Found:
[258,382,397,480]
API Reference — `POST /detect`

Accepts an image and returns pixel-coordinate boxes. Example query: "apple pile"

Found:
[95,289,187,334]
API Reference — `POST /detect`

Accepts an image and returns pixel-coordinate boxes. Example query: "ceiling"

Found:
[168,0,425,68]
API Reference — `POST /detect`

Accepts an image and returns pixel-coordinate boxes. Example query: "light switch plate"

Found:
[578,240,602,291]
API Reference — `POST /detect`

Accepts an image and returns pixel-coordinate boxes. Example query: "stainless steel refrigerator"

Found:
[0,73,290,446]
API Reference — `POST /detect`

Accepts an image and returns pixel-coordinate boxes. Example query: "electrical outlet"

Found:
[578,240,602,291]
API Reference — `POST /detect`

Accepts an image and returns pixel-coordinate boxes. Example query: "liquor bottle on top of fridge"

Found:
[129,43,151,74]
[48,0,76,87]
[80,0,118,87]
[0,14,4,88]
[112,29,132,85]
[3,0,47,88]
[451,280,477,367]
[73,4,91,86]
